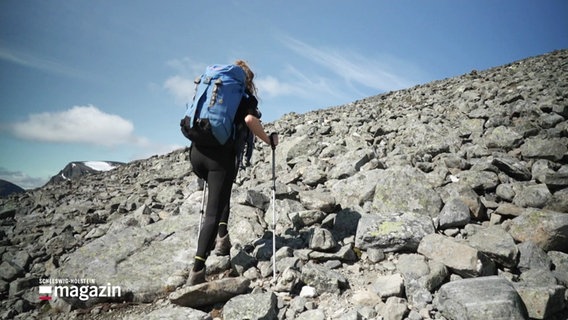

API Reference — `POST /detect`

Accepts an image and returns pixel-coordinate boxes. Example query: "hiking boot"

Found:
[187,267,206,286]
[214,234,231,256]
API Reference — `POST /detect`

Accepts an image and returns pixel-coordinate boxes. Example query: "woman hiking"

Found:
[188,60,278,285]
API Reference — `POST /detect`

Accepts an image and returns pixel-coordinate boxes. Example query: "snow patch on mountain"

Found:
[48,161,125,185]
[84,161,119,171]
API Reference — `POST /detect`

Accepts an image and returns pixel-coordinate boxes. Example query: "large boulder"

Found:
[506,209,568,252]
[355,212,435,252]
[52,212,199,307]
[435,276,529,320]
[169,277,251,308]
[417,234,496,277]
[372,166,443,217]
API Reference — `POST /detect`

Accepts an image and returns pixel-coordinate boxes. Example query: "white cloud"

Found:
[0,167,46,190]
[0,46,84,79]
[247,36,423,109]
[281,36,418,92]
[256,75,290,97]
[129,143,185,162]
[257,65,341,102]
[9,105,148,147]
[164,75,195,105]
[166,57,206,77]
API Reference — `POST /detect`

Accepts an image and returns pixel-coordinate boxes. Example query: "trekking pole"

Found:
[197,180,207,245]
[269,133,277,281]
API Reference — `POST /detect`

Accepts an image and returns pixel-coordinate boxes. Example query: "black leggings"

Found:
[190,145,237,259]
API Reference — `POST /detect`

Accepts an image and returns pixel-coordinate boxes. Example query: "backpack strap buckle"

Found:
[210,78,223,107]
[192,77,201,101]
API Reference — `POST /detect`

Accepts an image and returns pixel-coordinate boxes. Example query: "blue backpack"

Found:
[180,64,246,146]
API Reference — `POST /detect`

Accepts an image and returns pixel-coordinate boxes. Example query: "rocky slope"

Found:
[1,49,567,320]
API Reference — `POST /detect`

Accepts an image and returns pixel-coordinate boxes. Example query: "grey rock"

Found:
[327,149,371,180]
[273,267,301,292]
[328,169,384,209]
[275,256,302,275]
[531,159,558,184]
[382,296,409,320]
[290,210,326,229]
[435,276,529,320]
[0,261,24,282]
[492,157,532,181]
[519,268,558,287]
[355,212,435,252]
[514,284,566,320]
[331,208,362,242]
[549,251,568,285]
[264,199,302,233]
[439,182,487,220]
[169,277,251,308]
[230,244,257,276]
[301,166,327,187]
[223,292,278,320]
[372,273,404,299]
[301,261,347,295]
[323,259,342,269]
[496,183,516,201]
[229,203,266,245]
[437,198,471,229]
[542,171,568,191]
[302,244,357,262]
[2,251,31,271]
[8,277,36,298]
[350,289,381,306]
[418,233,496,277]
[235,189,270,210]
[372,166,443,217]
[288,295,308,314]
[366,248,385,263]
[495,202,526,217]
[457,169,499,192]
[507,209,568,252]
[465,224,519,268]
[397,253,448,293]
[484,125,523,150]
[52,214,197,306]
[309,227,337,251]
[512,183,552,208]
[517,241,552,272]
[296,309,326,320]
[123,306,212,320]
[298,190,337,213]
[545,188,568,212]
[520,137,568,161]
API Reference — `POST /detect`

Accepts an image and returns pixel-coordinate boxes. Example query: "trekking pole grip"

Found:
[269,132,278,150]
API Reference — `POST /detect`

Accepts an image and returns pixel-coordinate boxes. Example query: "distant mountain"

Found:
[48,161,125,184]
[0,179,25,197]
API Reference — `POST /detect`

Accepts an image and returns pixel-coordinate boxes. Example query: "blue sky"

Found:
[1,0,567,189]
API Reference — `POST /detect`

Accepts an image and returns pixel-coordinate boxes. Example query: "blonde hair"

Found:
[235,60,257,96]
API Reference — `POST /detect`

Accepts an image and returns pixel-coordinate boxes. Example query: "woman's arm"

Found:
[244,114,278,147]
